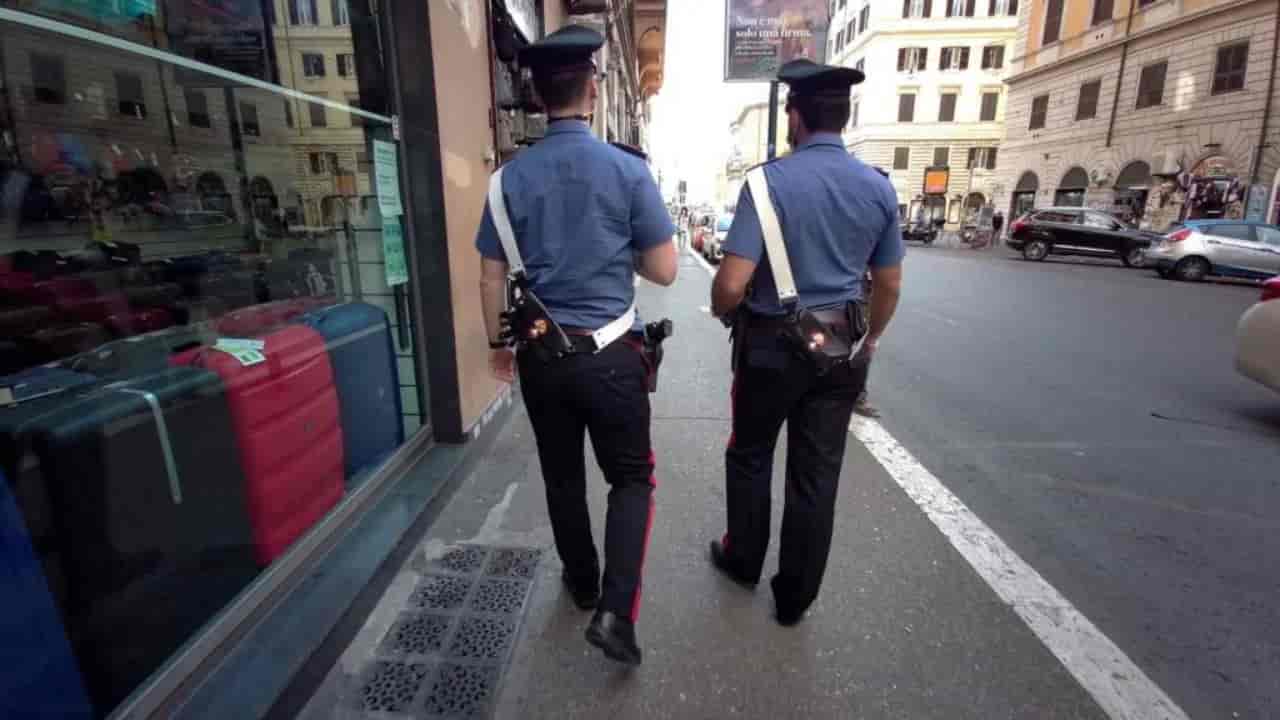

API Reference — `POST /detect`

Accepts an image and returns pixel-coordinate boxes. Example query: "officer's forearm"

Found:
[479,258,508,344]
[866,274,901,341]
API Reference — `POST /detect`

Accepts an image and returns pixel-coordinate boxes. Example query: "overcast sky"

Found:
[648,1,771,204]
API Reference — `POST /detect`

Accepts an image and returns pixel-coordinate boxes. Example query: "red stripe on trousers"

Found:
[723,375,737,550]
[630,450,658,623]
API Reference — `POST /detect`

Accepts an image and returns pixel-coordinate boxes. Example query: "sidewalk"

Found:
[296,252,1106,719]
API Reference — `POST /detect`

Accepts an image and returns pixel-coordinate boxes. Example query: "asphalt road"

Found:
[869,246,1280,719]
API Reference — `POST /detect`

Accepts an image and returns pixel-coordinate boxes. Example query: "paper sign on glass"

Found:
[373,139,404,218]
[382,217,409,287]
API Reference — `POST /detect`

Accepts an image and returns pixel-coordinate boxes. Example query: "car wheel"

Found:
[1155,267,1171,279]
[1174,256,1211,282]
[1121,246,1146,268]
[1022,239,1050,261]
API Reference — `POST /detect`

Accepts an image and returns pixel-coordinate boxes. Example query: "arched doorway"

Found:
[196,171,231,215]
[1186,154,1242,220]
[1114,160,1151,225]
[1055,166,1088,207]
[1012,171,1038,219]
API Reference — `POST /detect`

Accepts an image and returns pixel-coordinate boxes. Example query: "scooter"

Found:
[902,218,940,245]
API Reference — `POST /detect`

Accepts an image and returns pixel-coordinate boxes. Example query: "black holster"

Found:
[501,274,573,361]
[773,301,868,375]
[641,319,673,393]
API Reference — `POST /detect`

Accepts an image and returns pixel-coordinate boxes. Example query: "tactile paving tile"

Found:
[355,661,432,714]
[468,578,529,616]
[379,613,453,657]
[419,664,499,719]
[483,548,541,580]
[408,575,473,612]
[432,546,488,575]
[445,616,518,662]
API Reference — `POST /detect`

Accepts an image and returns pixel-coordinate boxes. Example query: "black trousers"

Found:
[722,328,868,617]
[518,341,655,622]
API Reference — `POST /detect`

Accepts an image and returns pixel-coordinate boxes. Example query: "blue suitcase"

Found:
[1,469,94,719]
[298,302,403,483]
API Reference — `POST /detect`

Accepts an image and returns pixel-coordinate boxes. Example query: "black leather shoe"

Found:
[585,610,642,666]
[561,570,599,611]
[709,540,758,589]
[771,575,805,627]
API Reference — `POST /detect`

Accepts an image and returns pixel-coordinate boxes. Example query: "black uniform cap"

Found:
[778,59,865,97]
[518,24,604,71]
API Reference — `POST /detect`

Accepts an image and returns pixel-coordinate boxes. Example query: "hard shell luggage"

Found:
[23,368,257,711]
[198,271,258,310]
[172,325,344,564]
[66,325,213,378]
[299,302,403,482]
[215,299,310,337]
[25,277,97,307]
[28,324,111,363]
[0,306,54,339]
[56,293,130,324]
[0,469,94,720]
[104,307,174,338]
[169,296,228,326]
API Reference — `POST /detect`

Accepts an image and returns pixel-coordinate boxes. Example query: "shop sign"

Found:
[724,0,830,82]
[923,167,949,195]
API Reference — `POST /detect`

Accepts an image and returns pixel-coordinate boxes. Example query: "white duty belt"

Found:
[745,166,868,359]
[487,168,636,353]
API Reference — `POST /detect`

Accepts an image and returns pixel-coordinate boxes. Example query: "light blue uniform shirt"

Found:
[475,120,675,330]
[723,133,905,316]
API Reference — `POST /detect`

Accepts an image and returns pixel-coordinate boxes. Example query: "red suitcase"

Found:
[215,300,311,338]
[25,277,97,307]
[56,293,130,323]
[0,272,36,304]
[104,308,174,337]
[171,325,344,564]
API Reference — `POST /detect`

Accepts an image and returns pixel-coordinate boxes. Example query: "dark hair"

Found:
[532,66,593,112]
[789,94,851,134]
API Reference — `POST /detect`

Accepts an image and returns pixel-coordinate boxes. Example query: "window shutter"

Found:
[987,147,998,169]
[924,0,933,17]
[967,0,976,15]
[903,0,911,17]
[898,48,907,71]
[920,48,929,69]
[967,148,977,168]
[939,48,950,69]
[960,48,970,69]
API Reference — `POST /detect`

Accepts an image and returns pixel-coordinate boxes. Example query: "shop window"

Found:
[1029,93,1048,129]
[30,52,66,105]
[1136,61,1167,108]
[980,91,999,121]
[1213,42,1249,95]
[303,53,326,78]
[310,95,328,127]
[898,93,916,122]
[894,146,910,169]
[239,101,261,136]
[939,92,957,121]
[947,0,976,17]
[115,71,147,119]
[898,47,928,72]
[933,146,950,167]
[1043,0,1064,44]
[338,53,355,77]
[939,47,970,70]
[186,88,211,128]
[981,45,1004,70]
[1076,79,1101,120]
[290,0,318,24]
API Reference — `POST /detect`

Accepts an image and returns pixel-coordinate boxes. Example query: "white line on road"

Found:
[909,307,960,327]
[850,417,1190,720]
[690,246,717,277]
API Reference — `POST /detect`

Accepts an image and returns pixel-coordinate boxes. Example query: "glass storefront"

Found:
[0,1,424,716]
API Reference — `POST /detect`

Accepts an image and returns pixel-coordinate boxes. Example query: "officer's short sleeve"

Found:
[722,182,764,263]
[630,169,676,251]
[868,181,906,268]
[475,196,506,261]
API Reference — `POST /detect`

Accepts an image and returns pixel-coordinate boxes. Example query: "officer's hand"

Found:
[856,336,879,362]
[489,348,517,384]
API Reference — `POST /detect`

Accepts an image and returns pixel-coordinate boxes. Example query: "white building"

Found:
[829,0,1019,224]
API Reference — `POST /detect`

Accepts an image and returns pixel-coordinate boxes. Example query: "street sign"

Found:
[724,0,830,82]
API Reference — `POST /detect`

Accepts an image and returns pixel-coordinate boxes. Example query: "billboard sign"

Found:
[924,167,950,195]
[724,0,830,83]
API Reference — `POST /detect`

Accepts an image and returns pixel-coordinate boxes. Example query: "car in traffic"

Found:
[1146,220,1280,282]
[703,214,733,262]
[1235,276,1280,394]
[1007,207,1159,267]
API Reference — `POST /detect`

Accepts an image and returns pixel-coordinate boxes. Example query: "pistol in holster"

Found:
[641,318,673,393]
[500,272,573,362]
[777,301,869,376]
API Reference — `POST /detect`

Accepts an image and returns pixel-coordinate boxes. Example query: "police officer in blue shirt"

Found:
[708,59,905,626]
[475,25,677,666]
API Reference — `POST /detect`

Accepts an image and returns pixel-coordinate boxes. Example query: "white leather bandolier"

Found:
[488,168,635,352]
[745,166,867,359]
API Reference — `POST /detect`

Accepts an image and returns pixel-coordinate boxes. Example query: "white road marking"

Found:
[850,417,1190,720]
[910,307,960,327]
[690,247,717,277]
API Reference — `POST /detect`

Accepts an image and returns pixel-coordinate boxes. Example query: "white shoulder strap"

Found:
[745,167,798,303]
[487,167,524,276]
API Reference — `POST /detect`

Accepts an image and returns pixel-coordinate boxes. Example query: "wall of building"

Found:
[431,0,504,431]
[999,0,1280,227]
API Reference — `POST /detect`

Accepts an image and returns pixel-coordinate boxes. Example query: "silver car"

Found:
[1147,220,1280,281]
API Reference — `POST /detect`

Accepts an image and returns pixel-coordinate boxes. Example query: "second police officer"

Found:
[474,25,677,666]
[709,59,905,626]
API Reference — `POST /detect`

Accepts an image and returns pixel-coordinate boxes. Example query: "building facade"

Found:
[830,0,1020,224]
[997,0,1280,231]
[719,101,788,209]
[0,1,665,718]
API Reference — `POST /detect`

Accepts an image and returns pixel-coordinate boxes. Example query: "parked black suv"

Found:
[1007,207,1160,267]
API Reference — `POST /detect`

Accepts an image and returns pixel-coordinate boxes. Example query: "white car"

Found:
[1236,277,1280,393]
[704,214,733,262]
